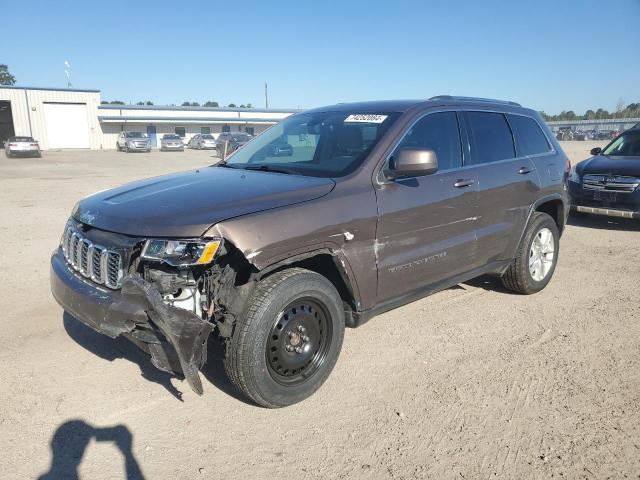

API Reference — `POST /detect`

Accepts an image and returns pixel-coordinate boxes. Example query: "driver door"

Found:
[374,111,479,303]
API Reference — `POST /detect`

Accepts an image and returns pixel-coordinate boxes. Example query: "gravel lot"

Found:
[1,142,638,479]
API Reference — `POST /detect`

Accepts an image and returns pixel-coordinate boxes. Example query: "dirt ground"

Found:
[1,142,638,479]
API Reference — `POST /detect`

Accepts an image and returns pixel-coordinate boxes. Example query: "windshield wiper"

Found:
[241,165,294,175]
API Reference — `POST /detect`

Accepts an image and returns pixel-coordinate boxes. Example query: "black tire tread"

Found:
[224,267,342,408]
[501,212,558,294]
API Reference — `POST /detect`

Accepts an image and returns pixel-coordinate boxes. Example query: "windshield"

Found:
[126,132,145,138]
[9,137,35,142]
[201,135,214,139]
[602,131,640,157]
[222,111,399,177]
[163,134,180,140]
[231,134,251,142]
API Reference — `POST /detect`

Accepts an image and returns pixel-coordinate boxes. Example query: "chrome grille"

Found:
[61,224,124,289]
[583,174,640,193]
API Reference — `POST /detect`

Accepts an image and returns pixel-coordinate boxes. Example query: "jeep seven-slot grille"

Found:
[61,226,123,289]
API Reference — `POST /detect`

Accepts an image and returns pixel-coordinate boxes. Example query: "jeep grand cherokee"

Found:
[50,96,569,407]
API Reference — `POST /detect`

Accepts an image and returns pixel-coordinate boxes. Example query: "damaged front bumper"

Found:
[50,248,213,394]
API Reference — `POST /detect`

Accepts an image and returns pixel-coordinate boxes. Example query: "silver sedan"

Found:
[160,134,184,151]
[188,134,217,150]
[4,136,41,158]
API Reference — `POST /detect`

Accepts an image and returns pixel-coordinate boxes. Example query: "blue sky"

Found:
[3,0,639,114]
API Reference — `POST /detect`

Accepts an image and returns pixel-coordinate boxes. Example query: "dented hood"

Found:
[73,166,335,237]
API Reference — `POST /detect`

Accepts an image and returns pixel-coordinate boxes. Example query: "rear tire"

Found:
[224,268,345,408]
[501,212,559,294]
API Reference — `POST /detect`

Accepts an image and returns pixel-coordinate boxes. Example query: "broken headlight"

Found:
[141,239,221,266]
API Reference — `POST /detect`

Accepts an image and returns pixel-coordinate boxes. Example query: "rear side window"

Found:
[508,114,551,156]
[393,111,462,171]
[466,112,515,164]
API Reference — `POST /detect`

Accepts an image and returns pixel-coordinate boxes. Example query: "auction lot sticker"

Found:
[344,114,388,123]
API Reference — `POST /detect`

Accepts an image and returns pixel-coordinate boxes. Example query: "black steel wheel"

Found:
[266,298,332,386]
[224,268,345,408]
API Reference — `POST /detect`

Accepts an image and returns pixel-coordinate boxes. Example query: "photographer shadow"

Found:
[38,420,144,480]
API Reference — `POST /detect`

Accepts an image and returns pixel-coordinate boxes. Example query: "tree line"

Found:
[99,99,254,108]
[540,100,640,122]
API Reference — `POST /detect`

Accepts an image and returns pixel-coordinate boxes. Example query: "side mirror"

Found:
[387,148,438,178]
[591,147,602,156]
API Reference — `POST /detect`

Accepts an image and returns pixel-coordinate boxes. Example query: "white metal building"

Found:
[0,85,297,150]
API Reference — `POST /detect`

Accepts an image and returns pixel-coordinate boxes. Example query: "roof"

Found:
[98,104,298,114]
[0,85,100,93]
[305,100,424,113]
[304,96,527,114]
[98,115,281,124]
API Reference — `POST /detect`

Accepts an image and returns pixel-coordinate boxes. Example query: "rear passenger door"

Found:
[463,111,541,266]
[375,111,479,303]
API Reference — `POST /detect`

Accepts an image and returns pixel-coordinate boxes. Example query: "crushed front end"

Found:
[50,219,252,394]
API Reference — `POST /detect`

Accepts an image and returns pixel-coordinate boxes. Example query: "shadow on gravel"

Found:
[568,213,640,231]
[463,275,510,293]
[63,313,253,405]
[63,313,184,401]
[38,420,145,480]
[200,339,255,406]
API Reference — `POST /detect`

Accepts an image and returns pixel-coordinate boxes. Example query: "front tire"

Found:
[224,268,345,408]
[501,212,559,294]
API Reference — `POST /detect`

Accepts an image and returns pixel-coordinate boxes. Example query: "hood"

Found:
[577,155,640,177]
[73,167,335,237]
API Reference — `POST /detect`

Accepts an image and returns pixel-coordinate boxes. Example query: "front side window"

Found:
[175,127,186,137]
[391,111,462,171]
[508,114,551,156]
[466,112,515,164]
[222,111,400,177]
[602,131,640,157]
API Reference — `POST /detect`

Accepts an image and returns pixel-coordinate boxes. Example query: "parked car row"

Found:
[115,131,254,155]
[556,127,621,141]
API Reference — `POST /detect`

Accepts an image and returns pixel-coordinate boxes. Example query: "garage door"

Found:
[43,103,90,149]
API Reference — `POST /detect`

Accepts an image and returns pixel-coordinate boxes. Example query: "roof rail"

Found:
[429,95,521,107]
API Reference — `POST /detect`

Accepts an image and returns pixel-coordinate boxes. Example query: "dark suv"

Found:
[50,96,569,407]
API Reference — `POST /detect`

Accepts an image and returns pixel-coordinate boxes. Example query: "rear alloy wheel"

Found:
[224,268,345,408]
[501,212,559,294]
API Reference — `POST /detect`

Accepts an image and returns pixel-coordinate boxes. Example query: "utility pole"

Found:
[264,82,269,109]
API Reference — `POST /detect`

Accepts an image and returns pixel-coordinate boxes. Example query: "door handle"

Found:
[454,179,474,188]
[518,166,534,174]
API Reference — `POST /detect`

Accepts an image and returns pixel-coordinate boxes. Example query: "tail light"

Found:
[30,143,38,147]
[565,159,571,174]
[8,143,17,147]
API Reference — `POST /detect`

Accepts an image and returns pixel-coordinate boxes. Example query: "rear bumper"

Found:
[50,248,213,394]
[7,148,40,156]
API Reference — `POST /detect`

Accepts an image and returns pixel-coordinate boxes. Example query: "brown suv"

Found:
[50,96,569,407]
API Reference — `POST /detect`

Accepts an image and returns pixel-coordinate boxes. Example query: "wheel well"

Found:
[260,254,356,312]
[535,199,565,231]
